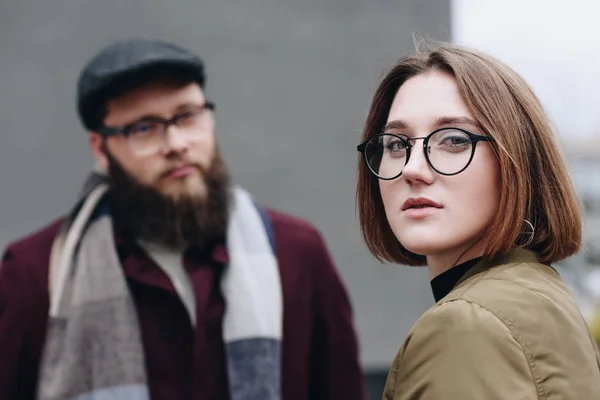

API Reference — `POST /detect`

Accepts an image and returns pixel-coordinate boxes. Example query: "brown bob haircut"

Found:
[357,41,582,266]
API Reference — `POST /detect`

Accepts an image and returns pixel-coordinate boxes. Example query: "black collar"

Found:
[430,257,482,302]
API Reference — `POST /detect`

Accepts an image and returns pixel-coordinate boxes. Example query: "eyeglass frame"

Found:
[98,101,216,144]
[357,127,494,180]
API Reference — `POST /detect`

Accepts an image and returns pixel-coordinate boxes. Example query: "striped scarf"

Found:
[37,169,282,400]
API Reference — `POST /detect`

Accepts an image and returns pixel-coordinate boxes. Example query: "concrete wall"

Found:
[0,0,450,369]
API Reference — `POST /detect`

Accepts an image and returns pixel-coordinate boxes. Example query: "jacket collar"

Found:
[454,248,539,289]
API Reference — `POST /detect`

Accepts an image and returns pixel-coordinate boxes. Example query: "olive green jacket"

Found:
[383,249,600,399]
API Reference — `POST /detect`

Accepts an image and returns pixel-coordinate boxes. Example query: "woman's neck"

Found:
[426,241,485,280]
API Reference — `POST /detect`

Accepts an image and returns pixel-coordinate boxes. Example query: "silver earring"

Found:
[517,219,535,247]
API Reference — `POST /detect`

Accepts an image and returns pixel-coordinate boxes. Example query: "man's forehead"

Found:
[104,80,205,124]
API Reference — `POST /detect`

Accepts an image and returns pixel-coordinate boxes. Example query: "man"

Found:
[0,39,365,400]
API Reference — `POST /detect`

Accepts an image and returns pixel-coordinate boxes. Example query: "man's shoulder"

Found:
[1,218,63,305]
[264,208,324,247]
[3,218,63,262]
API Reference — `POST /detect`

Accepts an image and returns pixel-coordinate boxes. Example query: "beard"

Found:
[106,150,231,250]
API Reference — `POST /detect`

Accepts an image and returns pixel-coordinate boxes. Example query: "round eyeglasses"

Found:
[99,102,216,156]
[357,127,494,180]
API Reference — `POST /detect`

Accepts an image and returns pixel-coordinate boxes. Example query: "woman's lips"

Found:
[402,206,443,219]
[401,197,443,219]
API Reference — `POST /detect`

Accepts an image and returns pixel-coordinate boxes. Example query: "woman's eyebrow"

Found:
[433,116,479,129]
[383,120,408,131]
[384,116,480,132]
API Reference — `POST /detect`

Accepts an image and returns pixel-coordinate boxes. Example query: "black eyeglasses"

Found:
[357,127,494,180]
[99,102,216,156]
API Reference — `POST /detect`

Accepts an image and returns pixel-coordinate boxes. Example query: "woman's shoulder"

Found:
[445,260,574,313]
[405,260,586,362]
[406,261,565,339]
[384,298,538,398]
[408,259,594,368]
[389,262,600,398]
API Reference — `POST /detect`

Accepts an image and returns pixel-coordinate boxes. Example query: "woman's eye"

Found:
[386,140,406,151]
[439,135,470,146]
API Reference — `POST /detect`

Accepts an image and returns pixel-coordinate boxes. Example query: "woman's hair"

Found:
[357,41,582,266]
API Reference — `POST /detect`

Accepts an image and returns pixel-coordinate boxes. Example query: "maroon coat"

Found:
[0,209,365,400]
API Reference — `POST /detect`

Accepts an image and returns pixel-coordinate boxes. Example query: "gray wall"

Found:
[0,0,450,369]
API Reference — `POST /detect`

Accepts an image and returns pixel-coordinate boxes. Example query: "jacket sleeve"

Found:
[0,250,27,399]
[0,249,48,400]
[384,300,539,400]
[307,232,366,400]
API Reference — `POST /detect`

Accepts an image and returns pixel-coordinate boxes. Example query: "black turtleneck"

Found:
[430,257,482,302]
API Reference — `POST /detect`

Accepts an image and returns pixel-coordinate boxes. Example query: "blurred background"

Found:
[1,0,598,398]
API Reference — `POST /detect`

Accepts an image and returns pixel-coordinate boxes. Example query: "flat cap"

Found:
[77,38,205,131]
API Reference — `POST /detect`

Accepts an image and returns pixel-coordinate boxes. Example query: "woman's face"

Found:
[379,71,501,277]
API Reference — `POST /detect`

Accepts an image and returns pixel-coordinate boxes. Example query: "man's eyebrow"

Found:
[128,114,163,123]
[174,103,204,112]
[121,104,204,126]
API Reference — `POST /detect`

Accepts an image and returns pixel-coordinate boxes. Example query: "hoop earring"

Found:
[517,219,535,247]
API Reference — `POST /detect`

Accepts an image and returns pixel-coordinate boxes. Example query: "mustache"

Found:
[105,149,231,249]
[158,161,205,179]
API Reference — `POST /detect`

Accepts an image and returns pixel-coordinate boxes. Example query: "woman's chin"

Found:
[400,239,446,258]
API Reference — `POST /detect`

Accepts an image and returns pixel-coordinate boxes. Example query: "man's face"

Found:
[89,79,230,248]
[94,79,216,201]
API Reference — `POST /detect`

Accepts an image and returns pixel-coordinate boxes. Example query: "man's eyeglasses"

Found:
[99,102,215,156]
[357,127,494,179]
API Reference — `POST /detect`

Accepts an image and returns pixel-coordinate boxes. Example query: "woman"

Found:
[356,42,600,399]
